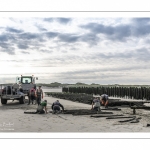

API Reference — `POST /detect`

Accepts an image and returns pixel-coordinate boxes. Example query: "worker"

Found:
[28,87,37,105]
[36,100,48,114]
[36,86,44,106]
[51,100,64,114]
[91,97,101,111]
[100,94,109,108]
[30,82,36,90]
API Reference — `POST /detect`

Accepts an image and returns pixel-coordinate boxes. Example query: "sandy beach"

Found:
[1,95,150,132]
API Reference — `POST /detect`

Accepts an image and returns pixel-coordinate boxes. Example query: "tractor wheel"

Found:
[19,96,25,104]
[1,98,7,104]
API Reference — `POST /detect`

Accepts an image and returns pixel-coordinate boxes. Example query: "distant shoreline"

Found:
[42,86,62,89]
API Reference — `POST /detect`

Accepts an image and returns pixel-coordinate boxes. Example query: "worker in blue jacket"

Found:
[51,100,64,114]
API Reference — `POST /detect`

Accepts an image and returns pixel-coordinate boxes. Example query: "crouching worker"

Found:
[36,100,48,114]
[52,100,64,114]
[100,94,109,108]
[91,97,101,112]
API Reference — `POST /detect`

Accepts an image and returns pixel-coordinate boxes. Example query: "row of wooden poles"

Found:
[62,86,150,100]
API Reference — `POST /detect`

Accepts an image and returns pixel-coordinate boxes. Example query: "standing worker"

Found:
[100,94,109,108]
[36,86,44,106]
[28,87,36,105]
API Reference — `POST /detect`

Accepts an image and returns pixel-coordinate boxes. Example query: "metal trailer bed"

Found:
[0,84,26,104]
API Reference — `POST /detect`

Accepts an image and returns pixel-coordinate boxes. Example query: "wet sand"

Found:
[0,96,150,132]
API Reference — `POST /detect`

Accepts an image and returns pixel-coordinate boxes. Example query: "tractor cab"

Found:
[16,75,38,94]
[16,75,38,84]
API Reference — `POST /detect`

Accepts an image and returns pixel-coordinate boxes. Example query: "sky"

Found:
[0,17,150,84]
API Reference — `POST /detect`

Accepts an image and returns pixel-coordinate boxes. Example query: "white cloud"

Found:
[0,17,150,84]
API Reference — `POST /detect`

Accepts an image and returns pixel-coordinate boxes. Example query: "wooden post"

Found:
[133,108,136,114]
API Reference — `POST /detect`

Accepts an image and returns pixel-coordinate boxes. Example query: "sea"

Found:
[42,86,62,93]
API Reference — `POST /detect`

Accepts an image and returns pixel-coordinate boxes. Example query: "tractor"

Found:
[0,75,38,104]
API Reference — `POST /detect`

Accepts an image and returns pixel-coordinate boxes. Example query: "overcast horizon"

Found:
[0,17,150,85]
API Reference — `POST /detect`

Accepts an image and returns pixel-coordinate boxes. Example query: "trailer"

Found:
[0,75,38,104]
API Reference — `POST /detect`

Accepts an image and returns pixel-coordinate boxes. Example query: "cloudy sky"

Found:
[0,17,150,84]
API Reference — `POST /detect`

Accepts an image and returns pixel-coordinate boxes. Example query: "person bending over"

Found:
[51,100,64,114]
[100,94,109,108]
[36,100,48,114]
[91,97,101,112]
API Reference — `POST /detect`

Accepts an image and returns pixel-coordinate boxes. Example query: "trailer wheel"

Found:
[1,98,7,104]
[19,96,25,104]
